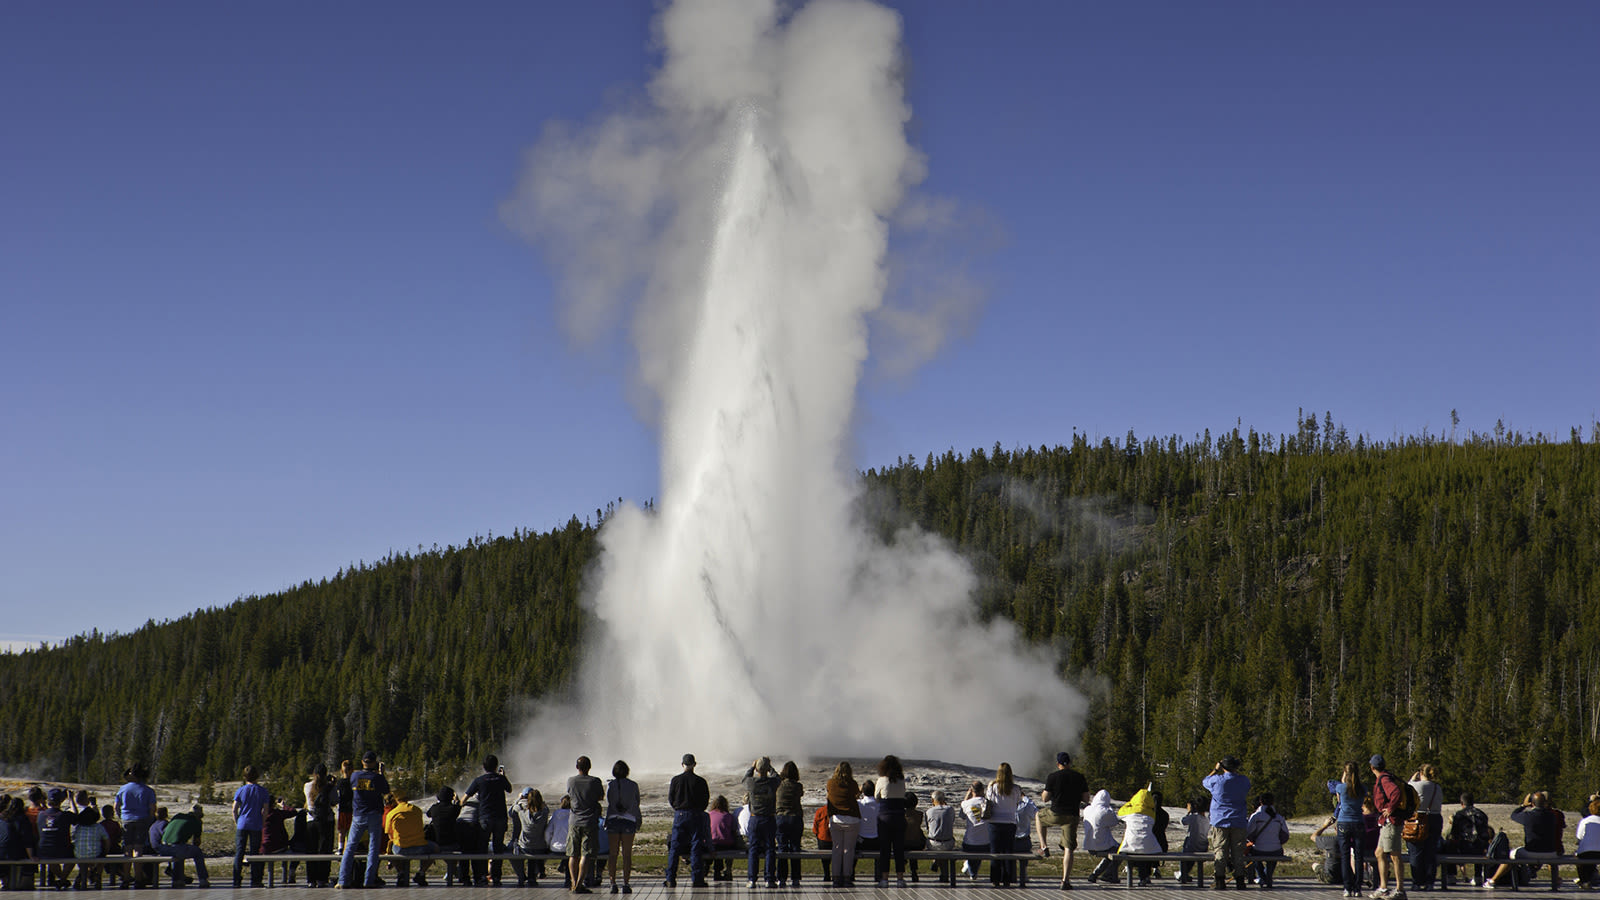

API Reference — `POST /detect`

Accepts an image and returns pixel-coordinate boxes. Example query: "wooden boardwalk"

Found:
[41,880,1398,898]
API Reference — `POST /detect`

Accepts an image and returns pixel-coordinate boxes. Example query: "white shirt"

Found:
[1577,815,1600,854]
[1118,812,1160,854]
[960,797,991,846]
[984,784,1022,825]
[858,796,880,839]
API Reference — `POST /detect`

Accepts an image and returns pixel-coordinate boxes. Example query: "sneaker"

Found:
[574,887,593,895]
[1394,892,1408,900]
[611,888,619,895]
[748,882,757,890]
[623,887,633,894]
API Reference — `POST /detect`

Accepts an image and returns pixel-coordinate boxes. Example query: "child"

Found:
[1178,793,1210,884]
[708,796,740,881]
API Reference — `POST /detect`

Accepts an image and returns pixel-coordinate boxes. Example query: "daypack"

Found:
[1399,781,1420,819]
[1470,808,1493,846]
[1485,829,1510,860]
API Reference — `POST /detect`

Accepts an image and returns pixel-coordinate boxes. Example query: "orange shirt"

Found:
[384,801,427,849]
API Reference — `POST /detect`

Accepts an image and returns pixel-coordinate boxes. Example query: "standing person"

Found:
[334,759,354,853]
[1407,765,1445,891]
[825,761,862,889]
[465,754,514,886]
[775,761,805,887]
[1329,761,1370,898]
[231,766,271,888]
[1442,793,1491,886]
[303,763,336,888]
[338,750,389,890]
[1370,754,1409,900]
[1203,755,1252,890]
[160,805,210,888]
[665,754,710,889]
[114,763,157,888]
[875,755,910,888]
[566,756,604,895]
[1244,793,1289,888]
[606,760,641,895]
[987,763,1024,887]
[1039,751,1091,890]
[924,790,956,881]
[743,757,780,888]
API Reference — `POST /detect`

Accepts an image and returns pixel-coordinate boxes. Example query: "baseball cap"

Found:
[1056,752,1071,765]
[682,753,697,766]
[47,787,66,803]
[1370,754,1386,769]
[362,750,378,763]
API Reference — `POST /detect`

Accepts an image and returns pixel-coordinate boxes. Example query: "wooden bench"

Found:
[1436,852,1593,892]
[0,855,176,889]
[1111,851,1290,889]
[244,851,560,887]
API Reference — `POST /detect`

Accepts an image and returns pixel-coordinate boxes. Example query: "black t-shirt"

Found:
[1045,768,1089,815]
[426,801,460,847]
[465,773,514,823]
[336,777,353,815]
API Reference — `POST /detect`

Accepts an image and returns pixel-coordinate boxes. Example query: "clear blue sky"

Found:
[4,1,1596,648]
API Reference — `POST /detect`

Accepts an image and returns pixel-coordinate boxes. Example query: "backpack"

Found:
[1399,781,1420,819]
[1485,830,1510,860]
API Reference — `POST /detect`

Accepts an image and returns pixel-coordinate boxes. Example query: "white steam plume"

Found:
[501,0,1086,776]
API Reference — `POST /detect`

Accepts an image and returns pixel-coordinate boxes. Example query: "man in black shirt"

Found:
[1038,752,1091,890]
[665,754,710,888]
[465,755,514,885]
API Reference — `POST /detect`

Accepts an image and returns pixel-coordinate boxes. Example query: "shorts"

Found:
[1039,811,1080,849]
[605,818,638,835]
[122,820,152,852]
[568,822,600,859]
[1377,823,1404,855]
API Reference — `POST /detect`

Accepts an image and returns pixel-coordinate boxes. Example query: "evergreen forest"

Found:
[3,414,1597,814]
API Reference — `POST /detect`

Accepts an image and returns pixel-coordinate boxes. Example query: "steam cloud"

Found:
[501,0,1086,775]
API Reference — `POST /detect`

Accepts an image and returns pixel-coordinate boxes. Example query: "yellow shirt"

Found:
[384,801,427,849]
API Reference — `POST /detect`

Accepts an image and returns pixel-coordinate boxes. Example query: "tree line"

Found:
[2,414,1596,815]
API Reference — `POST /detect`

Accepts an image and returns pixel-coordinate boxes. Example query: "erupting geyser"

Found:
[502,0,1086,774]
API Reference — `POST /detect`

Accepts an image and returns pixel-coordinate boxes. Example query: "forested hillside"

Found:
[4,415,1596,812]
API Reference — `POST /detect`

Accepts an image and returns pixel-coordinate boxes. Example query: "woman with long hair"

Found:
[825,762,862,888]
[302,764,337,887]
[1407,763,1445,891]
[986,763,1023,886]
[1328,761,1368,898]
[875,755,910,887]
[511,789,551,886]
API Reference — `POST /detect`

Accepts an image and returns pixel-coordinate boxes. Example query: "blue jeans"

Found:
[775,815,803,884]
[990,822,1018,885]
[232,828,262,886]
[1337,823,1364,894]
[667,810,708,883]
[748,814,776,884]
[339,812,383,887]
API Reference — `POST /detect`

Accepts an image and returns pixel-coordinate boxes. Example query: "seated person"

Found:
[1485,792,1564,886]
[384,790,439,888]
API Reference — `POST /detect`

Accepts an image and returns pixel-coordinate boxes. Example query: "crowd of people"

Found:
[5,749,1600,894]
